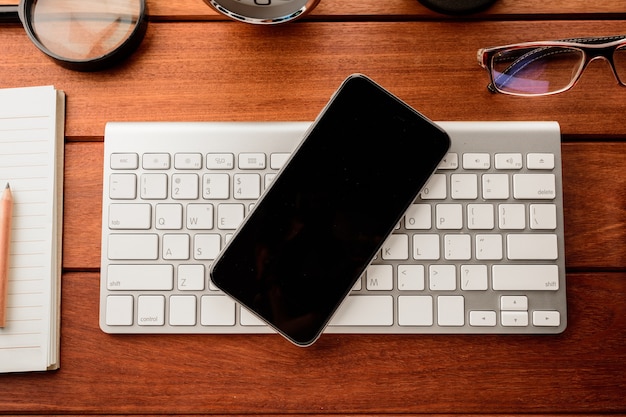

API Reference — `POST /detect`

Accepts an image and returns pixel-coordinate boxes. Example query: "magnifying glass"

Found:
[0,0,148,71]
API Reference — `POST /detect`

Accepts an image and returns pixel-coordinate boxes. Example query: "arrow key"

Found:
[469,310,497,327]
[532,310,561,327]
[501,311,528,326]
[500,295,528,311]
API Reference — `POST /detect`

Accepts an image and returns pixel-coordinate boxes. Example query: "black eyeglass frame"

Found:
[477,35,626,96]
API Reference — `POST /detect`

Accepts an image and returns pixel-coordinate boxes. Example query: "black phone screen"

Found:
[210,74,450,346]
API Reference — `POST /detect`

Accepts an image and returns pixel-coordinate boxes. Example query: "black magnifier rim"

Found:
[17,0,148,71]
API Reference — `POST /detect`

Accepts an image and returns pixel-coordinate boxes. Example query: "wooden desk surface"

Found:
[1,0,625,415]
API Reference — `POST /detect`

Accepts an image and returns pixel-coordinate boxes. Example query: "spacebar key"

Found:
[107,265,174,290]
[328,295,393,326]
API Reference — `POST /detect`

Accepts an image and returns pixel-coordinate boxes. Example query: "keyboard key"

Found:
[193,234,221,260]
[138,295,165,326]
[467,204,494,230]
[177,264,205,291]
[329,296,393,326]
[451,174,478,199]
[174,153,202,169]
[141,173,168,199]
[482,174,509,199]
[513,174,556,199]
[420,173,446,199]
[169,295,197,326]
[109,174,137,199]
[397,265,425,290]
[533,310,561,327]
[530,204,557,230]
[109,203,151,229]
[398,296,433,326]
[437,153,458,170]
[107,264,174,290]
[172,174,199,199]
[234,173,261,199]
[366,265,393,290]
[460,264,488,290]
[495,153,522,170]
[475,234,503,260]
[527,153,555,169]
[469,310,497,326]
[429,265,456,291]
[463,153,490,169]
[498,204,526,229]
[444,234,471,260]
[108,234,158,260]
[239,153,265,169]
[201,296,236,326]
[381,234,409,260]
[270,153,291,169]
[203,173,230,199]
[186,204,214,230]
[437,296,465,326]
[413,234,440,260]
[111,153,139,170]
[492,265,559,290]
[500,295,528,310]
[501,311,528,327]
[436,204,463,229]
[143,153,170,169]
[240,306,267,326]
[163,234,190,260]
[155,203,183,229]
[207,153,234,170]
[507,234,558,260]
[105,295,133,325]
[404,204,431,230]
[217,204,245,229]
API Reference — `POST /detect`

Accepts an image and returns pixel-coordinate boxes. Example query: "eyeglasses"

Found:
[477,35,626,96]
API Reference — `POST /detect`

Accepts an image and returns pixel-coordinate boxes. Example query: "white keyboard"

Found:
[100,121,567,334]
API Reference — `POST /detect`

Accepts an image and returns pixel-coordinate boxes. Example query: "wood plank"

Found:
[2,21,626,139]
[1,271,624,414]
[1,0,624,19]
[63,140,626,272]
[562,142,626,270]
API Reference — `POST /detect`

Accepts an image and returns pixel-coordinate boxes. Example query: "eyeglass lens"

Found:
[492,44,626,95]
[28,0,142,62]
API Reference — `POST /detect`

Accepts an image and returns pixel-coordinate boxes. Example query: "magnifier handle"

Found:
[0,5,20,23]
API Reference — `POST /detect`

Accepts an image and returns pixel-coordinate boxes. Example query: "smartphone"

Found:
[210,74,450,346]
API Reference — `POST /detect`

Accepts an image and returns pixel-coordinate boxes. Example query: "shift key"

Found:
[492,265,559,291]
[108,265,174,290]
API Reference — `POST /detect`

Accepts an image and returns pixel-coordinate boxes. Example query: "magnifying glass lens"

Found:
[29,0,142,62]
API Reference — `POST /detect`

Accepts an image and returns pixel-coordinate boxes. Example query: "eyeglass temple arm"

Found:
[0,5,19,24]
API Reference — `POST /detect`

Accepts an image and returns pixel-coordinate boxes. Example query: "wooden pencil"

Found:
[0,183,13,327]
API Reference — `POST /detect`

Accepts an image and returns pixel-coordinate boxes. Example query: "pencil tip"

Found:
[4,183,9,190]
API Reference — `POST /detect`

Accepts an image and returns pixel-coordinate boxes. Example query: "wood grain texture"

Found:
[1,0,624,19]
[2,1,626,415]
[2,20,626,139]
[0,271,624,414]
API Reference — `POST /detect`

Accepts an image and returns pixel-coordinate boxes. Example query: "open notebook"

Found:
[0,86,64,373]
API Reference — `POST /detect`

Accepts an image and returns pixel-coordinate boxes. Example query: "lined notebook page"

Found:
[0,86,64,373]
